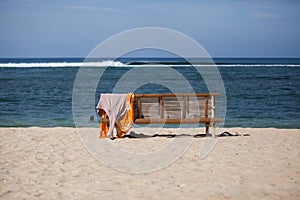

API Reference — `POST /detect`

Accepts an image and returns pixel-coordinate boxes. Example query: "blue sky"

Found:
[0,0,299,57]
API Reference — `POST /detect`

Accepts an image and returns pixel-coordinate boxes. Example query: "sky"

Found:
[0,0,299,58]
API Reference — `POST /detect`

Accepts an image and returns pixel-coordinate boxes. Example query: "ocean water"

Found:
[0,58,299,128]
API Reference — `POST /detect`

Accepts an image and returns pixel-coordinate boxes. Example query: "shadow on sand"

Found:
[122,131,250,139]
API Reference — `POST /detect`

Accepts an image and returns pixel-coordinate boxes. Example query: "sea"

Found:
[0,57,299,128]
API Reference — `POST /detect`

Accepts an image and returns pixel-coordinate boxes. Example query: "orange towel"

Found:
[99,93,134,138]
[99,110,109,138]
[115,93,134,138]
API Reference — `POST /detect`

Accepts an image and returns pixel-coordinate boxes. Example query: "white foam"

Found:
[0,60,127,68]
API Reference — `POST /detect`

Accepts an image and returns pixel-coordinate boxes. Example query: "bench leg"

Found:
[211,122,216,138]
[205,123,209,135]
[205,122,216,137]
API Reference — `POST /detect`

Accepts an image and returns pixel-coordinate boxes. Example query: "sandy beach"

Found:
[0,127,299,199]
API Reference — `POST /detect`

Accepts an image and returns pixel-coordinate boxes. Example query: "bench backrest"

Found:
[133,93,220,124]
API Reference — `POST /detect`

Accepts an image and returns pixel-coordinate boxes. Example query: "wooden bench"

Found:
[101,93,221,137]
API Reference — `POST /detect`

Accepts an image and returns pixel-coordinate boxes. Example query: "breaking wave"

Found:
[0,60,127,67]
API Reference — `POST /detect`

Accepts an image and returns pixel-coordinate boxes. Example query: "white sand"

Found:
[0,127,299,199]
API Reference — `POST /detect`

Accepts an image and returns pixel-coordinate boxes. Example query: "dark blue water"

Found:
[0,58,299,128]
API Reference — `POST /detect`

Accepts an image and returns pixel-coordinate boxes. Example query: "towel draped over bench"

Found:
[96,93,134,138]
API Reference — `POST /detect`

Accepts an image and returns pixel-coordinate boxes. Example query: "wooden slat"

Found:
[159,97,163,118]
[186,96,190,115]
[211,96,215,119]
[134,118,222,124]
[137,97,141,118]
[211,95,216,137]
[134,93,220,98]
[102,117,222,124]
[204,97,208,118]
[181,96,186,119]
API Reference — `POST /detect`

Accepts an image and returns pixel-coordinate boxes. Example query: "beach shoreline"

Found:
[1,127,299,199]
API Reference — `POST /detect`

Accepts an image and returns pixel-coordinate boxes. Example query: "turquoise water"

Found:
[0,58,299,128]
